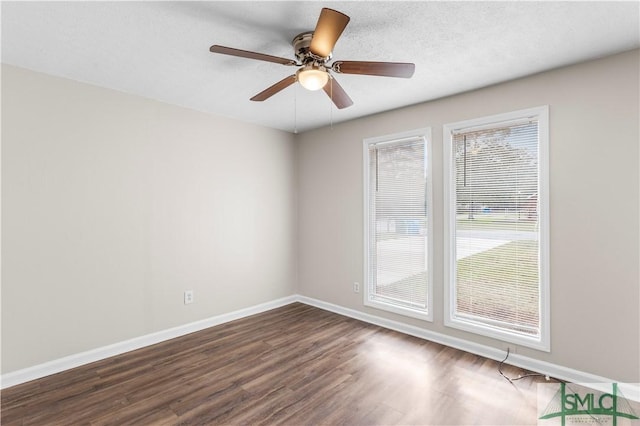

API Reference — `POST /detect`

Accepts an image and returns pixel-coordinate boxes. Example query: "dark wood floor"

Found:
[1,303,548,425]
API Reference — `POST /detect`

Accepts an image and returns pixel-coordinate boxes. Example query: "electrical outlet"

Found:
[353,282,360,293]
[184,290,194,305]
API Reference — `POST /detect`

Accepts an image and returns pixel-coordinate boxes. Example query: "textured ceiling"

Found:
[2,1,639,133]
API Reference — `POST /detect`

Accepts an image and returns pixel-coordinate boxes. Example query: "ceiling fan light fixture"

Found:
[210,8,414,109]
[297,65,329,91]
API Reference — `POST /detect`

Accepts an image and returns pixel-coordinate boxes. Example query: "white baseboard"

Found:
[297,296,640,402]
[3,294,638,402]
[0,295,297,389]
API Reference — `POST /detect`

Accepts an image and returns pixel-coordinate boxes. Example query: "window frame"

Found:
[443,106,550,351]
[363,128,433,322]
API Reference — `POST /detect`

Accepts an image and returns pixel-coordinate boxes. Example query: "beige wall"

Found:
[2,49,639,382]
[1,65,297,373]
[297,49,640,382]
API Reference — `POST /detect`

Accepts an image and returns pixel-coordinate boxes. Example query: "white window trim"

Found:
[443,106,550,351]
[363,128,433,322]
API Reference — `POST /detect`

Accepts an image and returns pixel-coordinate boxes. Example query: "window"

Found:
[443,107,549,350]
[364,128,433,321]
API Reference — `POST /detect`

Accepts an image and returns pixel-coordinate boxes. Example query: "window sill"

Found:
[445,316,550,352]
[365,298,433,322]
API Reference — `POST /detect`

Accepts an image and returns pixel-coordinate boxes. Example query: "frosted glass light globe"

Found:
[297,66,329,91]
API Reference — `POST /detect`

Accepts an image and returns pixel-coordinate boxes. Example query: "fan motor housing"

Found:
[292,32,331,63]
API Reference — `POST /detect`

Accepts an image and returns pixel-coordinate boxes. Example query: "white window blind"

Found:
[444,107,549,350]
[364,130,432,320]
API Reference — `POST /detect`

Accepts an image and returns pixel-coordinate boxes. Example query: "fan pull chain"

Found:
[294,81,298,134]
[330,77,334,130]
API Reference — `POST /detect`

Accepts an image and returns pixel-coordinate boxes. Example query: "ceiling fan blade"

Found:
[250,75,297,102]
[210,45,295,66]
[309,8,350,58]
[333,61,415,78]
[323,76,353,109]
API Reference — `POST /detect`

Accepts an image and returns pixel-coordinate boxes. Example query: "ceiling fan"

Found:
[209,8,415,109]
